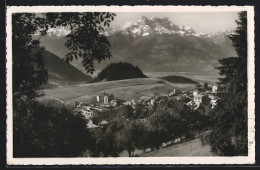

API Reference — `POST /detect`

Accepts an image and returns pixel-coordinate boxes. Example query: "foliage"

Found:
[12,12,115,157]
[118,120,147,157]
[204,83,208,90]
[87,95,214,157]
[135,103,151,119]
[89,121,124,157]
[210,11,248,156]
[196,84,202,91]
[92,107,124,125]
[161,76,198,84]
[12,13,48,109]
[202,95,211,106]
[44,12,115,74]
[94,62,147,82]
[13,101,90,157]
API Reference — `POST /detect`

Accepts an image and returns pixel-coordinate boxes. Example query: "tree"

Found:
[44,12,115,74]
[196,84,202,91]
[12,13,48,109]
[90,121,124,157]
[202,95,211,106]
[118,120,147,157]
[94,62,147,82]
[13,101,91,157]
[12,12,116,157]
[204,83,208,90]
[209,12,248,156]
[122,105,135,119]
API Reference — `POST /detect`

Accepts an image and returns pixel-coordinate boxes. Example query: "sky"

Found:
[111,12,239,34]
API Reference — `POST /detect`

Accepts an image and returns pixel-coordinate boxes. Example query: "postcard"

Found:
[6,5,255,165]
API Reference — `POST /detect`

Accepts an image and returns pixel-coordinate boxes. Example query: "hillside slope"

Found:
[32,48,93,88]
[142,138,215,157]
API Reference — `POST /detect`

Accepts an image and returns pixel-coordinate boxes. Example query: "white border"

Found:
[6,5,255,165]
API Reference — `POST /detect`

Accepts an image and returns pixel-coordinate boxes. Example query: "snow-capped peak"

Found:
[46,26,71,37]
[102,16,232,39]
[123,16,197,37]
[183,26,190,30]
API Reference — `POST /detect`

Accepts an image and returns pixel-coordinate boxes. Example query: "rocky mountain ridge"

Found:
[102,16,234,38]
[37,16,237,76]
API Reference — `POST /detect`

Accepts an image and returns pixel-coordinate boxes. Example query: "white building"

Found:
[98,120,109,127]
[210,99,218,109]
[81,109,94,119]
[96,95,100,102]
[131,99,136,105]
[110,100,117,107]
[150,98,155,105]
[96,93,114,104]
[194,94,203,106]
[139,96,150,101]
[193,90,199,96]
[212,85,218,93]
[123,101,132,106]
[168,89,176,96]
[104,95,109,104]
[186,100,199,110]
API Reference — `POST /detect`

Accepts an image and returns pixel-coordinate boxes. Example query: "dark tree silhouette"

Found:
[94,62,147,82]
[12,12,115,157]
[44,12,115,74]
[12,13,48,109]
[209,11,248,156]
[14,101,90,157]
[204,83,208,90]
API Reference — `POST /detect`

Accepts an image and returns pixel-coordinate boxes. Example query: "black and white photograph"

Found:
[6,6,255,165]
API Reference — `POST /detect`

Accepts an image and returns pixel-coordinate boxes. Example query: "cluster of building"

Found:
[74,84,219,126]
[74,93,118,119]
[123,95,155,108]
[186,84,219,109]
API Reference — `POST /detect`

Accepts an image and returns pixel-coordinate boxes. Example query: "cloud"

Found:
[120,21,135,30]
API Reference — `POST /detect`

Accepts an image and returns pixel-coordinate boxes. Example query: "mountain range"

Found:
[39,16,237,77]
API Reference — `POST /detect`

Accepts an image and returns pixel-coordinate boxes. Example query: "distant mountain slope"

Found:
[161,76,198,84]
[205,32,237,57]
[97,17,237,74]
[94,62,147,82]
[32,48,93,88]
[37,16,237,76]
[109,34,225,72]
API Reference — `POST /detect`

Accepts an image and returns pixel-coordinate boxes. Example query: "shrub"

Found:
[13,101,91,157]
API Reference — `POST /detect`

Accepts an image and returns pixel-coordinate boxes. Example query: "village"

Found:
[74,83,219,129]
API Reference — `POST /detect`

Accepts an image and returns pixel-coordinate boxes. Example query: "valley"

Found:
[12,10,249,159]
[42,77,197,105]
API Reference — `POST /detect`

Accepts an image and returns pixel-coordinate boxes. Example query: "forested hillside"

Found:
[94,62,147,82]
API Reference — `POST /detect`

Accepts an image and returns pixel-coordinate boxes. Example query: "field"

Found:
[144,72,218,84]
[118,133,215,157]
[41,77,196,105]
[142,137,216,157]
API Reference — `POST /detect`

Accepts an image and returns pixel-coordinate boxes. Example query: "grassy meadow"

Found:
[41,77,196,105]
[142,138,215,157]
